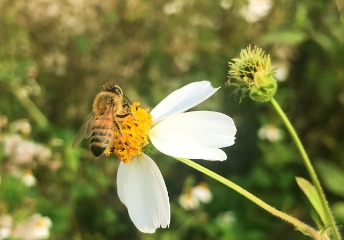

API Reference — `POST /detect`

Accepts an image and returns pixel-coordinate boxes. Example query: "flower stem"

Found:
[270,97,341,240]
[175,157,322,239]
[9,84,48,128]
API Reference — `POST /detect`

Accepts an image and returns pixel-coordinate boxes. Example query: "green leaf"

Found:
[332,201,344,223]
[316,161,344,197]
[260,30,307,45]
[296,177,327,226]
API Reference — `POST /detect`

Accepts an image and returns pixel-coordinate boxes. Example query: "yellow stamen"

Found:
[35,218,46,227]
[112,102,152,163]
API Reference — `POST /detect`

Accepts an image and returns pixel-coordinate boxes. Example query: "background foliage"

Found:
[1,0,343,239]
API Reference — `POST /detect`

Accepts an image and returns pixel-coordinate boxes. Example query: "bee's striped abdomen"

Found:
[89,118,114,157]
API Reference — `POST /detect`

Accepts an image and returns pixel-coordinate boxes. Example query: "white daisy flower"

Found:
[113,81,237,233]
[240,0,273,23]
[12,214,52,240]
[0,215,12,239]
[191,182,212,204]
[178,191,200,210]
[258,124,283,142]
[178,182,212,210]
[21,170,37,187]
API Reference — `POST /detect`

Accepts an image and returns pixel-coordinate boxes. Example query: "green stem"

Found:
[10,84,48,128]
[270,97,341,240]
[175,157,322,239]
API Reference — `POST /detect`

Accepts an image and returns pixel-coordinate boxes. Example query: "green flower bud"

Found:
[228,45,277,102]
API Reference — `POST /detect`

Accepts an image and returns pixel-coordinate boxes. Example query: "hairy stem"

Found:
[270,97,341,240]
[175,157,323,239]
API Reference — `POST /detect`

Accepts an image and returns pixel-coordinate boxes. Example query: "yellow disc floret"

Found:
[112,102,152,163]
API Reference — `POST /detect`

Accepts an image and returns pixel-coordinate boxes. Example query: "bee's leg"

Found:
[117,112,131,118]
[114,120,122,135]
[114,118,129,144]
[122,103,130,111]
[117,103,133,119]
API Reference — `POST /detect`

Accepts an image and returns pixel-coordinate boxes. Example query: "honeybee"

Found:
[72,83,131,157]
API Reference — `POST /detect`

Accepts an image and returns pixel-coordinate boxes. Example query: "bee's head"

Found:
[102,83,123,96]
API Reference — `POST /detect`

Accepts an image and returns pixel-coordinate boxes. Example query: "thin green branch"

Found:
[270,97,341,240]
[9,84,48,128]
[175,157,323,240]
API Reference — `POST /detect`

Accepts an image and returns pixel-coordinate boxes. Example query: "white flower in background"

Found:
[114,81,237,233]
[10,119,32,136]
[191,182,212,204]
[3,135,52,166]
[179,182,213,210]
[21,170,37,187]
[34,145,52,164]
[3,135,35,165]
[217,211,236,226]
[12,214,52,240]
[163,0,184,15]
[179,192,200,210]
[271,44,295,82]
[258,124,283,142]
[272,61,290,82]
[240,0,273,23]
[220,0,233,10]
[0,215,12,239]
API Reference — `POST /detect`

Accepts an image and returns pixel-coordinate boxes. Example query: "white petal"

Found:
[150,81,220,124]
[117,153,170,233]
[149,111,236,161]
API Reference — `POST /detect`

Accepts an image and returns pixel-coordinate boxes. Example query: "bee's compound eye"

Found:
[114,87,122,95]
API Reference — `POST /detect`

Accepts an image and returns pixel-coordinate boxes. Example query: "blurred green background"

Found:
[1,0,344,239]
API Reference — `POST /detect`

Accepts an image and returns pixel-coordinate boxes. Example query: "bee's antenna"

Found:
[124,93,132,104]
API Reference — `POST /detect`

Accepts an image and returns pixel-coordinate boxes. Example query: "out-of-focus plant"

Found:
[228,45,342,239]
[0,0,343,239]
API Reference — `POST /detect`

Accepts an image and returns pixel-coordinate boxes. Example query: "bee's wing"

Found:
[97,103,116,138]
[98,104,115,129]
[72,112,96,148]
[90,103,116,154]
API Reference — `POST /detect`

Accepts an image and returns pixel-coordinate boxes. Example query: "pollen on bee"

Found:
[112,102,152,163]
[104,149,111,156]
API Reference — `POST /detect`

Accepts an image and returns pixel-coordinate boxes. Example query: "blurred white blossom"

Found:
[217,211,236,226]
[273,61,290,82]
[179,192,200,210]
[163,0,184,15]
[0,215,12,239]
[272,44,297,82]
[179,182,213,210]
[12,214,52,240]
[10,119,32,136]
[258,124,283,142]
[21,170,37,187]
[4,135,52,166]
[191,182,212,204]
[4,135,35,165]
[240,0,273,23]
[220,0,233,10]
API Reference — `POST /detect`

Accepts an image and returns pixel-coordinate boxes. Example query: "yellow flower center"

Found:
[35,218,47,228]
[111,102,152,163]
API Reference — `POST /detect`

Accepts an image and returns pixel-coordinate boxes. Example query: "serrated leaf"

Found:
[296,177,327,226]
